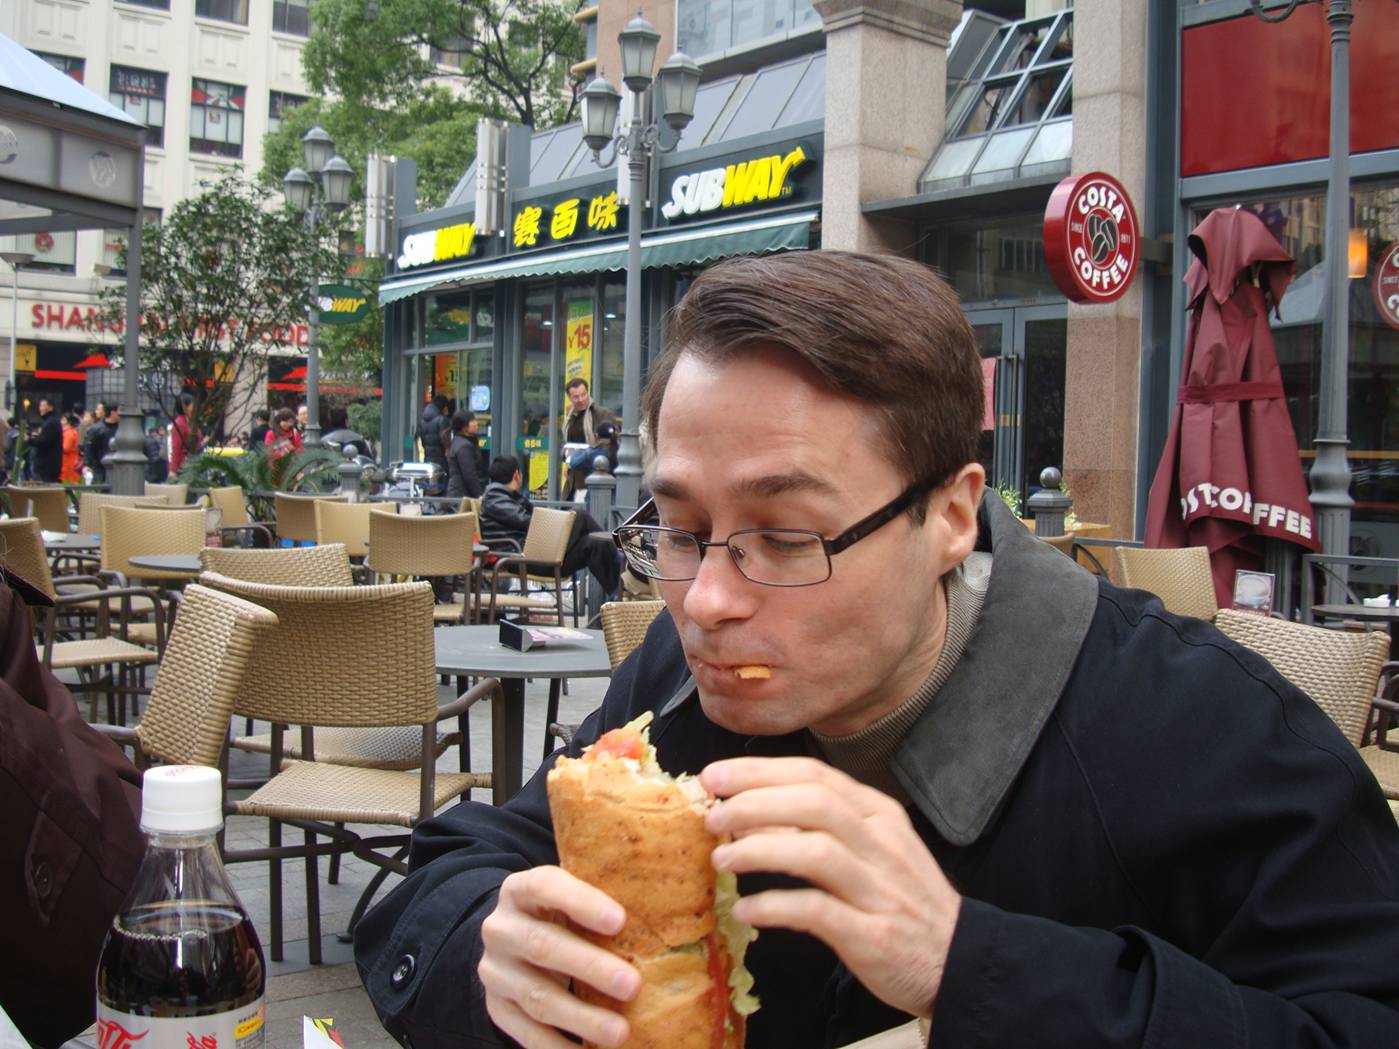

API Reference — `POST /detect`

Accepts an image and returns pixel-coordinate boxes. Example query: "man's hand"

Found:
[479,866,641,1048]
[701,757,961,1020]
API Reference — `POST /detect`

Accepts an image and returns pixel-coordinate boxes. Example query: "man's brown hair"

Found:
[642,250,982,501]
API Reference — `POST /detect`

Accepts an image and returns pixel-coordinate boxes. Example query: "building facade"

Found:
[0,0,315,425]
[380,0,1399,561]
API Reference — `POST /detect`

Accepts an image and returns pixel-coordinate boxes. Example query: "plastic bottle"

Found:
[96,765,266,1049]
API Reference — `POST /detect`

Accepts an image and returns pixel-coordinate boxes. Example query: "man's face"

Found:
[467,417,479,435]
[567,384,591,414]
[297,405,309,426]
[651,348,982,738]
[38,399,52,415]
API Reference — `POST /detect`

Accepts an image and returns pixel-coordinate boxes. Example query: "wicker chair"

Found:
[200,572,493,962]
[77,492,172,535]
[367,510,478,623]
[1114,545,1219,621]
[92,583,279,768]
[100,505,205,583]
[200,543,354,586]
[207,485,251,527]
[0,516,165,723]
[274,492,348,544]
[480,506,577,625]
[5,484,71,532]
[548,599,666,751]
[144,481,190,505]
[1215,609,1399,802]
[315,499,396,559]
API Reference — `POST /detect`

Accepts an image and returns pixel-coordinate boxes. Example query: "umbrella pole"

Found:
[1310,0,1356,603]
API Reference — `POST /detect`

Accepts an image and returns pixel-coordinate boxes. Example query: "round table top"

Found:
[42,532,101,551]
[434,624,611,678]
[1312,602,1399,622]
[128,553,202,575]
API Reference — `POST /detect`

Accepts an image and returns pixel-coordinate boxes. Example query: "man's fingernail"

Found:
[600,904,625,931]
[603,1018,628,1044]
[705,765,728,792]
[611,968,638,998]
[712,844,732,869]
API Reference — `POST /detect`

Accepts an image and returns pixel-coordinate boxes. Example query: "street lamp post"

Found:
[1,249,34,415]
[581,18,701,509]
[283,126,352,448]
[1248,0,1363,595]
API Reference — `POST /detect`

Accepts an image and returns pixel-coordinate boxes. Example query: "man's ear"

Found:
[929,463,985,574]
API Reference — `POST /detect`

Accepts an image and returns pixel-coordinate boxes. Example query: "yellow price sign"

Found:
[15,343,36,372]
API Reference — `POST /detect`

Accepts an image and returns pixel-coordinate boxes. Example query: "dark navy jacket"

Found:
[355,496,1399,1048]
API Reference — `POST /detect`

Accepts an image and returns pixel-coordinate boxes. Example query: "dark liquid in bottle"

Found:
[97,901,265,1018]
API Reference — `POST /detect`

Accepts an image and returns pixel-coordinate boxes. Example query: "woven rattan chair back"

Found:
[1215,609,1390,747]
[1114,545,1219,620]
[367,511,476,578]
[600,600,665,669]
[101,505,205,580]
[521,506,575,563]
[315,499,395,556]
[200,543,353,586]
[274,493,348,544]
[144,482,190,505]
[79,492,171,535]
[0,517,56,598]
[207,485,251,528]
[199,572,438,727]
[135,584,278,767]
[459,497,483,522]
[4,485,69,532]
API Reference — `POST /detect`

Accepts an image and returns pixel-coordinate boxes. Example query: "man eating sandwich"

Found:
[355,251,1399,1049]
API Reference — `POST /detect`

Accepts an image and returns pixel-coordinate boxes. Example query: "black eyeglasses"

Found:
[612,480,936,588]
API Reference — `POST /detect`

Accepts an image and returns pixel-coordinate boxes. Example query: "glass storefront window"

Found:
[600,277,625,421]
[519,286,555,494]
[1191,182,1399,557]
[425,289,474,346]
[475,296,495,342]
[935,215,1059,301]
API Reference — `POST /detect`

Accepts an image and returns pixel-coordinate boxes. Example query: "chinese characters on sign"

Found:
[512,191,621,249]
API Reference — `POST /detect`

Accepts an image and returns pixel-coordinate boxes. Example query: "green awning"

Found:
[378,209,817,305]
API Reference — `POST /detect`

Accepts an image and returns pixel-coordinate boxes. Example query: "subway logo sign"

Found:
[661,144,811,221]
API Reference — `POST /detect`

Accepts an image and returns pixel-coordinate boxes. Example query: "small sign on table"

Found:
[1232,570,1275,615]
[499,619,592,652]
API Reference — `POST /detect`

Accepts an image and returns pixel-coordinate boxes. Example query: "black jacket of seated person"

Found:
[480,480,619,597]
[354,494,1399,1048]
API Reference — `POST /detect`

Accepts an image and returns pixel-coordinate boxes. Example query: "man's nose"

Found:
[681,541,758,628]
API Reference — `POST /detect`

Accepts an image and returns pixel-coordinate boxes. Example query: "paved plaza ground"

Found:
[68,663,613,1049]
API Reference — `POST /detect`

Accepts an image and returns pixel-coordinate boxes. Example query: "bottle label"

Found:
[95,1000,265,1049]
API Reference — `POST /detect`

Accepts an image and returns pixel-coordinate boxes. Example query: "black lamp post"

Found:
[580,17,701,509]
[1246,0,1376,591]
[283,125,352,447]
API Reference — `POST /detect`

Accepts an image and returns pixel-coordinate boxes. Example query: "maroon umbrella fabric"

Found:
[1145,207,1319,607]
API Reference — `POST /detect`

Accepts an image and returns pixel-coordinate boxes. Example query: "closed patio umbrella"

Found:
[1145,206,1319,607]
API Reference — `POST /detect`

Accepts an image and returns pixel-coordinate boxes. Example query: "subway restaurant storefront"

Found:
[379,120,822,499]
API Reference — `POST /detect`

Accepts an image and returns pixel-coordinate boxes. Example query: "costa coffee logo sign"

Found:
[1374,240,1399,332]
[1043,172,1140,304]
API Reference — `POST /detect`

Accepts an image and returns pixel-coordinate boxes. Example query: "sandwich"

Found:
[547,713,759,1049]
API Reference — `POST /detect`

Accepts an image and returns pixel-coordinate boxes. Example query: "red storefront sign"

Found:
[1042,172,1140,304]
[29,301,309,344]
[1375,241,1399,333]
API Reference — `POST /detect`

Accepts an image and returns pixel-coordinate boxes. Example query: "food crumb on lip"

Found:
[733,665,771,680]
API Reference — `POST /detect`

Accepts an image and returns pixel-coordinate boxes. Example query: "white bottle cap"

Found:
[141,765,224,834]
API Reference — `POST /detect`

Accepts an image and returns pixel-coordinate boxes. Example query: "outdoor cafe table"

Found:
[128,553,202,579]
[1311,603,1399,635]
[434,625,610,804]
[42,531,100,553]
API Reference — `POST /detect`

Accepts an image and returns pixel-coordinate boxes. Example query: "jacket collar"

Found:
[656,495,1099,847]
[892,495,1098,845]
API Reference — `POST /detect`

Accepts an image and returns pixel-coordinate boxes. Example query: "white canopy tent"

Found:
[0,32,148,493]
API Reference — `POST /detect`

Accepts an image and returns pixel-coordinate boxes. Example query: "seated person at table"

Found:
[480,455,619,599]
[355,252,1399,1048]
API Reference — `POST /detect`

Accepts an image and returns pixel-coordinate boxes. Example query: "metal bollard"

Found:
[585,458,617,621]
[585,455,615,528]
[1027,466,1072,538]
[337,448,365,502]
